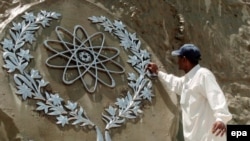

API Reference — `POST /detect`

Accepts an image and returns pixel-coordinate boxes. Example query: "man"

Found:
[147,44,232,141]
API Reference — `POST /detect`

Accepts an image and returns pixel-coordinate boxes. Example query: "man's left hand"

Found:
[212,121,226,136]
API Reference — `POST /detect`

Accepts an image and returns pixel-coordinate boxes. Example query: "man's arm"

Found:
[146,63,183,95]
[201,71,232,136]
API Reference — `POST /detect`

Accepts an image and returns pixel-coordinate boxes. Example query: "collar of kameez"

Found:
[185,64,200,80]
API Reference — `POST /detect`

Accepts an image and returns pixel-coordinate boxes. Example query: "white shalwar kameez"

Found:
[158,64,232,141]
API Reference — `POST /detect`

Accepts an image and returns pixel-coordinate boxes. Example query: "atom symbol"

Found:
[44,25,125,93]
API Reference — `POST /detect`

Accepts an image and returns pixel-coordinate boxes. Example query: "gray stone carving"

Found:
[1,11,154,141]
[89,16,153,141]
[44,25,125,93]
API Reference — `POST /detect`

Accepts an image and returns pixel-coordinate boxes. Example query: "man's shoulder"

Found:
[197,67,214,76]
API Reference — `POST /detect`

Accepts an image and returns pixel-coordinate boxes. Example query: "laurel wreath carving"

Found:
[1,11,154,141]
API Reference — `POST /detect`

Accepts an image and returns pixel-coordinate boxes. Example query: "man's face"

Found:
[177,56,186,71]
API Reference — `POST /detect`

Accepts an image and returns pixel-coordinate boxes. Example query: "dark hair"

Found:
[185,55,200,65]
[179,55,200,65]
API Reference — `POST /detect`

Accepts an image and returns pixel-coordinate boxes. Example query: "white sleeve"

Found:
[201,72,232,124]
[158,71,183,95]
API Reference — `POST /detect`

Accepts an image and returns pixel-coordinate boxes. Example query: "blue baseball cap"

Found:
[171,44,201,62]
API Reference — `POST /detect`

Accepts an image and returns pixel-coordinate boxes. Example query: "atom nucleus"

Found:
[44,25,125,93]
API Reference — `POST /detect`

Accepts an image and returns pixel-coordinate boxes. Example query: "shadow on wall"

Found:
[0,109,20,141]
[154,78,185,141]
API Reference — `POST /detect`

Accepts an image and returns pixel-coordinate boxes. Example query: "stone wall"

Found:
[92,0,250,125]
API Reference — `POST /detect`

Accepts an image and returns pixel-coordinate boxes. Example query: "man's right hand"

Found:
[146,63,159,74]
